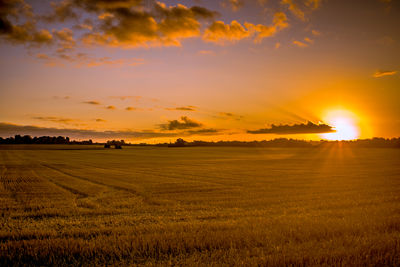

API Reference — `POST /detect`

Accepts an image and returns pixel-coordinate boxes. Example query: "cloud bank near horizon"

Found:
[247,121,335,135]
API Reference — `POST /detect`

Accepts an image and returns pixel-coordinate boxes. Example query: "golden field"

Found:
[0,145,399,266]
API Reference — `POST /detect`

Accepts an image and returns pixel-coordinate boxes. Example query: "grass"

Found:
[0,145,399,266]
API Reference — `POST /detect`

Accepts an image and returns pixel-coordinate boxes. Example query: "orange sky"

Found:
[0,0,399,142]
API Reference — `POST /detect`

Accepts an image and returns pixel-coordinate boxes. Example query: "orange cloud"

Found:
[293,40,308,47]
[166,106,196,111]
[281,0,305,21]
[373,70,397,78]
[305,0,321,10]
[83,2,217,48]
[246,12,289,43]
[203,20,250,44]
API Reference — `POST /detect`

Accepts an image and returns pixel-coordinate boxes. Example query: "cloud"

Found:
[281,0,322,21]
[305,0,321,10]
[82,2,217,48]
[54,28,76,51]
[160,116,202,130]
[95,118,106,122]
[125,106,137,111]
[203,20,250,44]
[373,70,397,78]
[43,0,78,22]
[85,57,144,67]
[0,1,53,45]
[281,0,305,21]
[166,106,196,111]
[32,116,78,125]
[218,112,243,121]
[304,37,313,44]
[203,12,288,45]
[311,29,320,36]
[111,95,142,101]
[245,12,288,43]
[247,121,335,134]
[185,128,221,135]
[0,122,223,140]
[5,23,53,45]
[83,100,101,105]
[198,50,215,55]
[106,105,116,110]
[36,52,144,68]
[293,40,308,47]
[221,0,244,12]
[0,122,174,140]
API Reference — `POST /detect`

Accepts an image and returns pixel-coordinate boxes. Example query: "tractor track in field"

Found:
[38,163,153,205]
[30,168,89,199]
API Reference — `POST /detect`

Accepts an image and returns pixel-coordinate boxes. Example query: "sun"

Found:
[321,110,360,141]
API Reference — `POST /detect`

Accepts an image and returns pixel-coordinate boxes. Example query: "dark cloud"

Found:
[247,121,335,134]
[81,1,218,47]
[185,128,220,135]
[160,116,202,130]
[43,0,78,22]
[0,122,174,140]
[106,105,116,110]
[125,106,136,111]
[83,100,101,105]
[0,0,53,45]
[166,106,196,111]
[0,122,223,140]
[95,118,106,122]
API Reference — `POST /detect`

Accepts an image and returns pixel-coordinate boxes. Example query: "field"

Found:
[0,145,399,266]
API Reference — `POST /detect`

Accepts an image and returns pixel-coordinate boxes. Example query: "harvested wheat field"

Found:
[0,145,399,266]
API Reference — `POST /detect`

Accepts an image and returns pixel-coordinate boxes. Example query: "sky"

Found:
[0,0,399,142]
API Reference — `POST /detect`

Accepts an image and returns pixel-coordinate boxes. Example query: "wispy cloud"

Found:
[281,0,305,21]
[166,106,196,111]
[218,112,243,121]
[293,40,308,47]
[248,121,335,134]
[83,100,101,105]
[373,70,397,78]
[32,116,78,125]
[221,0,244,12]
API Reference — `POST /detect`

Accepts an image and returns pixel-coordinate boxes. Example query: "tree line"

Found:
[0,135,399,148]
[0,135,93,145]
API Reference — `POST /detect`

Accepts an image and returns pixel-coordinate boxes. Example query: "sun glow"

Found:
[321,110,360,140]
